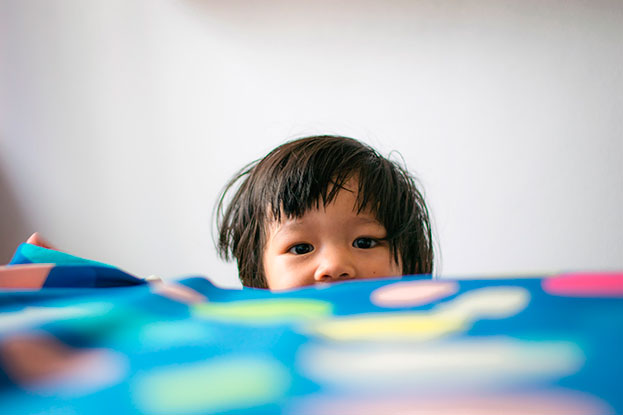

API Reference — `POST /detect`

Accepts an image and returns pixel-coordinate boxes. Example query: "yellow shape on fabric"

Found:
[193,298,333,325]
[307,286,530,341]
[309,313,465,341]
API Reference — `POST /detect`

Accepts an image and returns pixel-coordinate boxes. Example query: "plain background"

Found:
[1,0,621,287]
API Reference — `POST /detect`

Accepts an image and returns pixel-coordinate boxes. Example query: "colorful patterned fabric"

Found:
[1,243,622,414]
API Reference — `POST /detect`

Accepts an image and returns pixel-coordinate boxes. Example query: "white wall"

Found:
[1,0,621,287]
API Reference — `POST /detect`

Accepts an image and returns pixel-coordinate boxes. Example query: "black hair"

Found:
[216,135,434,288]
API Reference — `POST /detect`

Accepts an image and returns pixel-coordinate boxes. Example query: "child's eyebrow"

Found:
[270,221,309,239]
[350,216,383,226]
[272,216,383,239]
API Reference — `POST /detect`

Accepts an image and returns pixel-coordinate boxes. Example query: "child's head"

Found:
[216,135,434,289]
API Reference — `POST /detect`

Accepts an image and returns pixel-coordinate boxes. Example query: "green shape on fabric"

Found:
[132,356,290,414]
[193,298,333,325]
[20,243,115,268]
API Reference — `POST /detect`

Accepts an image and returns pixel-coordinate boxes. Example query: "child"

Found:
[216,135,434,290]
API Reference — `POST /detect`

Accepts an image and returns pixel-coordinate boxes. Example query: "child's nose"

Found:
[313,248,356,282]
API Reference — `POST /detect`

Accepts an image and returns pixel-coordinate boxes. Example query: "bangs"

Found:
[260,139,389,222]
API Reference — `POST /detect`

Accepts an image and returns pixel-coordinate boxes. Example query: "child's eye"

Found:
[353,237,378,249]
[288,243,314,255]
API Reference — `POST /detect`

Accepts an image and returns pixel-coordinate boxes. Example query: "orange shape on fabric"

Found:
[0,332,126,397]
[0,264,53,289]
[542,272,623,298]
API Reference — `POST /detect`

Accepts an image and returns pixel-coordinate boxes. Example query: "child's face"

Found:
[262,180,402,290]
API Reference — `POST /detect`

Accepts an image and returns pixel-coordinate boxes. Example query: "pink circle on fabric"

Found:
[371,280,459,308]
[151,282,207,304]
[542,272,623,297]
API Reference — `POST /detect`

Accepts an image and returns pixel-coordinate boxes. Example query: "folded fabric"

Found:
[3,243,145,288]
[1,244,621,415]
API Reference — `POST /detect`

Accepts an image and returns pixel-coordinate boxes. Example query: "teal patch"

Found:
[13,243,115,268]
